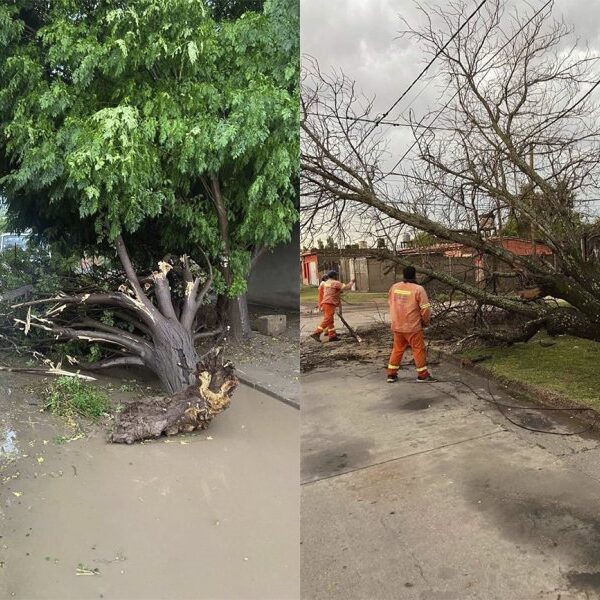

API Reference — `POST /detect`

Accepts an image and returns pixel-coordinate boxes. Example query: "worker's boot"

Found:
[327,335,340,342]
[309,332,322,342]
[417,371,438,382]
[387,374,398,383]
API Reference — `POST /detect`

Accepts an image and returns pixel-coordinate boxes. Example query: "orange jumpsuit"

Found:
[387,281,431,378]
[314,280,343,339]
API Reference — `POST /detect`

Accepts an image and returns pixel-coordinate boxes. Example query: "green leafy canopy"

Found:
[0,0,299,291]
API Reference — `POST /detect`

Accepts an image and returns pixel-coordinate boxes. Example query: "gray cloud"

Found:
[300,0,600,241]
[302,0,600,158]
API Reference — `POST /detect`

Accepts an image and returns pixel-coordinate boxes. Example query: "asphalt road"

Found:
[300,304,389,340]
[301,357,600,600]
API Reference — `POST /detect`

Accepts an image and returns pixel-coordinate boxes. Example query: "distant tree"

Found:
[412,231,442,248]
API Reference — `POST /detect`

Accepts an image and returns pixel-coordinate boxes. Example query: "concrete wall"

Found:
[247,222,299,310]
[367,258,397,292]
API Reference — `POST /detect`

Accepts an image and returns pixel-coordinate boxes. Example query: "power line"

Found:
[363,0,490,139]
[304,112,452,131]
[386,0,554,176]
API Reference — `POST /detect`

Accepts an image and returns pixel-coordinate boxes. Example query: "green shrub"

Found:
[44,377,110,421]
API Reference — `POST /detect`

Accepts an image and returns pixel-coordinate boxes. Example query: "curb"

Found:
[237,374,300,410]
[430,345,600,429]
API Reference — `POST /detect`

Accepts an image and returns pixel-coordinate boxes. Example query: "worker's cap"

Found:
[326,269,338,278]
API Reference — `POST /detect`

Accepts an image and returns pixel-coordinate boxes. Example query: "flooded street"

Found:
[0,372,299,600]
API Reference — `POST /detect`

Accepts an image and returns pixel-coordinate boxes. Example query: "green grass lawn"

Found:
[461,334,600,409]
[300,285,388,305]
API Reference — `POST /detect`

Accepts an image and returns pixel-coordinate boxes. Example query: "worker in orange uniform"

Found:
[310,270,355,342]
[316,273,329,310]
[387,265,436,382]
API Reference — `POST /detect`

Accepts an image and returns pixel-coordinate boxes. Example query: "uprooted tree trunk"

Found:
[13,235,221,393]
[109,347,237,444]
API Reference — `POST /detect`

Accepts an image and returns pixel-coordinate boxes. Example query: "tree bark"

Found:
[148,318,199,393]
[229,294,251,340]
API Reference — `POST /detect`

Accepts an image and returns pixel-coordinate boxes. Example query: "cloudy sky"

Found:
[300,0,600,241]
[302,0,600,159]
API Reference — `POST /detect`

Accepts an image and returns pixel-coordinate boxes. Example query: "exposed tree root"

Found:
[108,347,238,444]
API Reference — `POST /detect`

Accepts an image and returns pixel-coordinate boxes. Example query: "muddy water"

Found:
[0,372,299,599]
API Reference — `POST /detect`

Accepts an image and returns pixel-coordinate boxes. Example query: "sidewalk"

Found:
[224,307,300,407]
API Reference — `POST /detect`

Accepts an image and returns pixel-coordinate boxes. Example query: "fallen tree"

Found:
[109,347,237,444]
[12,235,218,393]
[301,0,600,343]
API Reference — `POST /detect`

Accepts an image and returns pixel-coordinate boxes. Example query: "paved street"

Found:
[300,304,389,339]
[301,357,600,599]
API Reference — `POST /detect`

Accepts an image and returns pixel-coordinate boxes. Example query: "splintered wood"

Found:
[108,347,238,444]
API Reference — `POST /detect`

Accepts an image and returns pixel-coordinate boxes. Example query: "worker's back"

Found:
[321,279,343,306]
[388,281,430,332]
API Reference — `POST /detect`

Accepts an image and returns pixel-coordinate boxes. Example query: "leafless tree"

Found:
[301,0,600,341]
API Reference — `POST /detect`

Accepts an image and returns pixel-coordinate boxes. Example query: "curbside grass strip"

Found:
[430,345,600,431]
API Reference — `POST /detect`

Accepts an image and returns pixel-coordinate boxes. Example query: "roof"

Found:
[397,236,552,257]
[301,236,553,259]
[301,248,375,258]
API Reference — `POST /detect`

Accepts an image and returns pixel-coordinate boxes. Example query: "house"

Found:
[300,248,350,286]
[301,236,553,294]
[300,251,319,286]
[395,236,553,294]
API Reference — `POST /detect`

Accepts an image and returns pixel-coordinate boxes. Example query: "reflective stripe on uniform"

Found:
[420,303,430,309]
[316,326,324,331]
[416,366,428,372]
[394,289,412,295]
[387,364,400,370]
